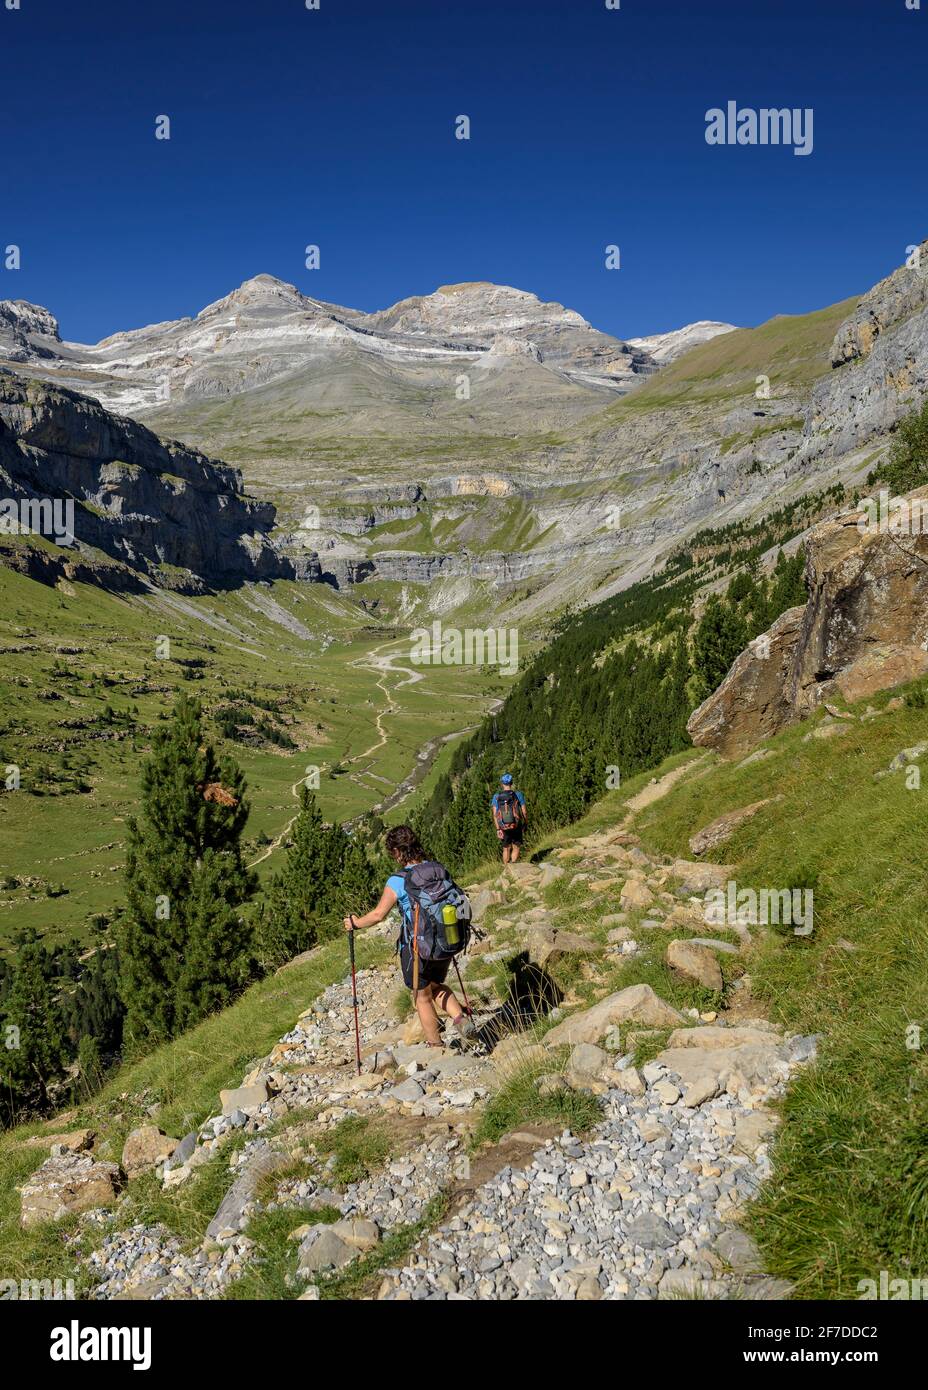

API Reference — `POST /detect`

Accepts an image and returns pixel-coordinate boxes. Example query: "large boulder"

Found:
[330,1217,380,1252]
[468,888,502,922]
[686,607,805,758]
[656,1044,784,1099]
[19,1152,121,1227]
[489,1036,550,1079]
[688,488,928,758]
[522,924,598,970]
[665,939,724,991]
[205,1141,289,1241]
[544,984,684,1046]
[688,799,774,855]
[670,860,734,894]
[298,1225,355,1274]
[620,878,655,910]
[20,1128,94,1154]
[733,1111,779,1155]
[121,1125,178,1179]
[219,1081,269,1116]
[565,1042,611,1092]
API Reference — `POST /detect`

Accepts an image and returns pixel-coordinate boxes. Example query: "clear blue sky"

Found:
[2,0,925,344]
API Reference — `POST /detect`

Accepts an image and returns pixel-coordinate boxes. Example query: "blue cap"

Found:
[501,773,513,784]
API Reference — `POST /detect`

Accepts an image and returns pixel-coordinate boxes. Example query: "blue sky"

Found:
[2,0,925,344]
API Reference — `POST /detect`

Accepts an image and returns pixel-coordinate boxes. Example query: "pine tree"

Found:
[691,594,748,702]
[332,836,380,925]
[0,929,69,1117]
[119,692,255,1050]
[769,550,807,614]
[256,789,344,967]
[874,397,928,494]
[63,945,125,1064]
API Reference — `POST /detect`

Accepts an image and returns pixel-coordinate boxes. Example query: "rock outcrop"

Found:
[0,299,61,361]
[0,371,312,592]
[121,1126,178,1179]
[543,983,686,1046]
[19,1151,121,1227]
[830,240,928,367]
[688,486,928,756]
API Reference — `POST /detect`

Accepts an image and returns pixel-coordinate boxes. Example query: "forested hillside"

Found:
[418,522,814,870]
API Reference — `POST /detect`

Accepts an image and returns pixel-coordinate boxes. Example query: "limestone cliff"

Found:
[0,370,312,592]
[687,486,928,756]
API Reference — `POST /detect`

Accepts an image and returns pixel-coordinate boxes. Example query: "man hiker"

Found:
[491,773,527,863]
[344,824,476,1049]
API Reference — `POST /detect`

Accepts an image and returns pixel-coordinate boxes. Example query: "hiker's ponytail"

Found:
[385,824,426,863]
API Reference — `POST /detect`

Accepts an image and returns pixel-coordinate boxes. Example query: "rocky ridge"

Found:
[4,244,927,619]
[0,370,310,593]
[0,274,653,419]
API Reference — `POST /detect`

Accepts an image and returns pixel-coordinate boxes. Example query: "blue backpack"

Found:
[399,860,472,961]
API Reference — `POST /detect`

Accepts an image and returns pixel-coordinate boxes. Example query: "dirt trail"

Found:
[251,637,498,864]
[620,753,711,823]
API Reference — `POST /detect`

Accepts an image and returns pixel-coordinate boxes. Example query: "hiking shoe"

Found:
[455,1014,477,1041]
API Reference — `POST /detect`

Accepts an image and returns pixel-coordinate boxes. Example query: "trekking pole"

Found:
[348,919,362,1076]
[452,956,473,1019]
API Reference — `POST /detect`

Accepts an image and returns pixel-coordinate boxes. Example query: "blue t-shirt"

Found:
[387,866,415,925]
[491,789,525,815]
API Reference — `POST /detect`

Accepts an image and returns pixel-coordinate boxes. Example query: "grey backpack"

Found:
[400,860,472,960]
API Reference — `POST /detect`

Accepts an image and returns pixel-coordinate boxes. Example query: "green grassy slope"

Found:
[559,681,928,1298]
[1,674,924,1298]
[0,562,503,950]
[578,295,861,432]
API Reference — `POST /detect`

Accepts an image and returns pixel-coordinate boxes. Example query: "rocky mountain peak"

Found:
[0,299,61,341]
[627,321,738,365]
[197,273,324,319]
[369,281,589,339]
[0,299,62,363]
[0,274,655,413]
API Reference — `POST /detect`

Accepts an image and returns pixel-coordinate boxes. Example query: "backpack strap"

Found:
[411,901,420,999]
[399,867,417,927]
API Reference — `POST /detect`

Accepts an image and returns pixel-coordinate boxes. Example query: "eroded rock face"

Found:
[831,240,928,367]
[686,608,806,758]
[793,501,928,705]
[688,488,928,756]
[0,371,310,591]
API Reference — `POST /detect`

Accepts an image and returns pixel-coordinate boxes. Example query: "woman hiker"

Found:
[343,824,476,1048]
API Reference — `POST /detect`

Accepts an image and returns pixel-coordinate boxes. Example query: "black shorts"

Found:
[500,824,524,847]
[399,943,451,991]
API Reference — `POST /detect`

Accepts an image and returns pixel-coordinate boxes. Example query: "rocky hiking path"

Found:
[23,814,815,1301]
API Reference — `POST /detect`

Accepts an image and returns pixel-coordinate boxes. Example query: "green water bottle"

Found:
[442,902,460,946]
